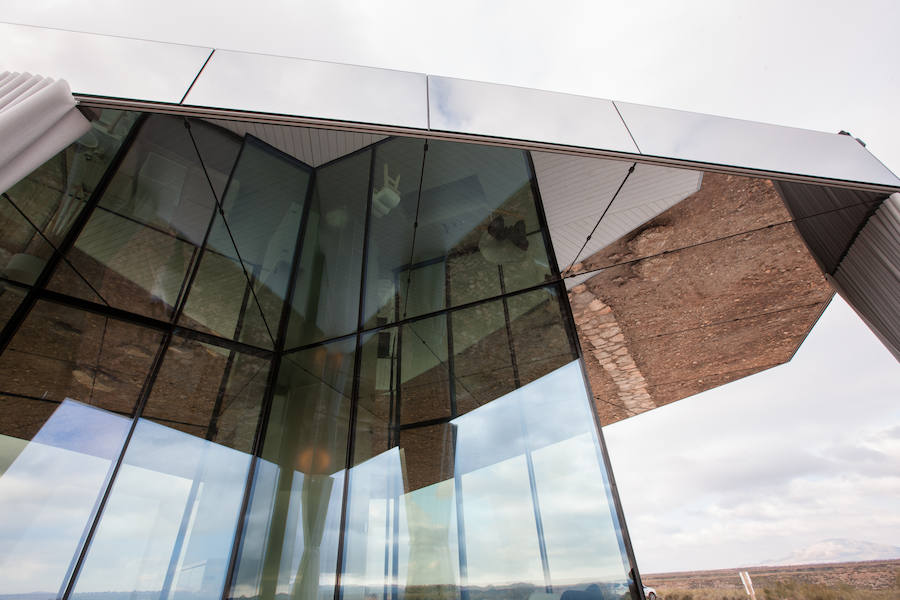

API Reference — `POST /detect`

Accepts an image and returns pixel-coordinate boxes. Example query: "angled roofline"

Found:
[5,21,900,193]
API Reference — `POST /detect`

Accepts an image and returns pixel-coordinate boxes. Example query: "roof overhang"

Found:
[3,21,899,194]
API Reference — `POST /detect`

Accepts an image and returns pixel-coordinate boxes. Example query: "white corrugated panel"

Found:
[206,119,385,167]
[0,71,91,194]
[832,193,900,360]
[532,152,702,271]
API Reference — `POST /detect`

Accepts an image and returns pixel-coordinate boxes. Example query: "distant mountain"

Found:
[764,538,900,566]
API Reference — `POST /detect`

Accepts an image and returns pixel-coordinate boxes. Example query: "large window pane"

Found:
[0,301,163,597]
[286,148,371,349]
[48,114,241,321]
[229,338,354,600]
[71,335,269,600]
[182,136,311,349]
[363,139,553,328]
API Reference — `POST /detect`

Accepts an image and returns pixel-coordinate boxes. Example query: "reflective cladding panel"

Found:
[229,337,354,600]
[186,50,428,129]
[1,22,211,102]
[0,301,163,596]
[428,76,639,153]
[559,164,844,426]
[363,137,554,328]
[71,334,270,600]
[615,101,900,186]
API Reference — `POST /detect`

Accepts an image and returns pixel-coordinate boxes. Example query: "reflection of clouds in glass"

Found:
[72,419,251,597]
[0,400,130,595]
[341,361,630,591]
[428,76,637,152]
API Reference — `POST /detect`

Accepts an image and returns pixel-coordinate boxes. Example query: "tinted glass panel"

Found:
[286,148,371,349]
[48,114,240,321]
[0,301,163,596]
[229,338,354,600]
[182,137,311,349]
[1,109,138,287]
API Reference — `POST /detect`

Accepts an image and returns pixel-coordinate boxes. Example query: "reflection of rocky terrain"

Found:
[569,174,834,424]
[642,558,900,593]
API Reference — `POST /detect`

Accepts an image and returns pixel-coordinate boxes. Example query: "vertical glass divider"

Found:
[220,160,317,599]
[333,142,378,600]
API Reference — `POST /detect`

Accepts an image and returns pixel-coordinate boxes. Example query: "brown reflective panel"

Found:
[566,171,835,424]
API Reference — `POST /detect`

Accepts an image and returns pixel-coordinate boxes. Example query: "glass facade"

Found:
[0,112,639,600]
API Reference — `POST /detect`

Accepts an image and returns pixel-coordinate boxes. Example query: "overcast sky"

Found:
[3,0,898,575]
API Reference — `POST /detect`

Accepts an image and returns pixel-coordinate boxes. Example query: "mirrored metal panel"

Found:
[428,76,639,153]
[186,51,428,129]
[615,100,900,186]
[0,22,211,103]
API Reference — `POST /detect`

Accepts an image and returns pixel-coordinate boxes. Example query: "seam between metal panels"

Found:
[612,100,642,154]
[73,95,900,194]
[180,49,215,104]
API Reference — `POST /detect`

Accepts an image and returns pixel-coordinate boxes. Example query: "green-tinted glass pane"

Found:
[182,137,311,349]
[363,137,426,328]
[0,301,163,596]
[507,286,574,386]
[229,338,354,600]
[49,114,241,320]
[363,139,553,328]
[286,148,370,349]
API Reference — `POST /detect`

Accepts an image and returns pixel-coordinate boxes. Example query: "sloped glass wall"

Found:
[0,112,639,600]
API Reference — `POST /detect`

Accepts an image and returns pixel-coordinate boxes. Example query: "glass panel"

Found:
[229,338,354,600]
[0,301,163,597]
[451,286,575,419]
[72,336,269,600]
[141,335,271,452]
[363,137,426,328]
[182,136,311,349]
[344,361,634,600]
[286,148,371,349]
[455,362,633,595]
[1,109,138,286]
[363,138,553,327]
[49,114,242,321]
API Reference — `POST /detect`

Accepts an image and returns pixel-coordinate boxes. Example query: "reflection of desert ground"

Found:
[643,559,900,599]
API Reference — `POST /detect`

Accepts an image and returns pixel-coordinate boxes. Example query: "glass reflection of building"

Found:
[0,112,639,600]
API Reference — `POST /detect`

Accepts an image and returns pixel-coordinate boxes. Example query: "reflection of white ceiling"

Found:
[533,152,702,275]
[205,118,386,167]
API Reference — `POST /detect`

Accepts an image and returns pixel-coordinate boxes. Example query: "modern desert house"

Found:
[1,22,898,600]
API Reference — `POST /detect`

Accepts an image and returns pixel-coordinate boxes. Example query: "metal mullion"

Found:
[554,274,646,600]
[61,115,253,600]
[525,150,563,278]
[220,154,318,599]
[333,143,377,600]
[0,113,148,356]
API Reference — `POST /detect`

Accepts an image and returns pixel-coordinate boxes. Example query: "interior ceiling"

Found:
[206,118,386,167]
[532,151,702,287]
